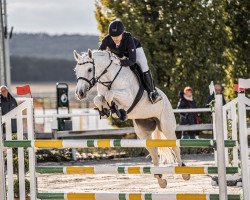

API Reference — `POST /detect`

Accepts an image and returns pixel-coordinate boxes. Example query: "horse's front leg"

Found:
[104,90,115,106]
[93,95,110,119]
[104,89,132,106]
[104,89,132,120]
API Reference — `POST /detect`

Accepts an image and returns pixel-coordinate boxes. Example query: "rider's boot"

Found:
[143,70,162,104]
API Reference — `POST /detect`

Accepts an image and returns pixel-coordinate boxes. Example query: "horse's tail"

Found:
[152,129,176,164]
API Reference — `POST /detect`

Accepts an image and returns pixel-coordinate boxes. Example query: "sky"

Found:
[6,0,100,35]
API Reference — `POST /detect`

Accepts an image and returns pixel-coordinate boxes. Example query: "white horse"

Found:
[73,49,190,188]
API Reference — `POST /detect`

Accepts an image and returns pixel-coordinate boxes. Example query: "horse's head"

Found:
[73,49,95,100]
[74,49,116,100]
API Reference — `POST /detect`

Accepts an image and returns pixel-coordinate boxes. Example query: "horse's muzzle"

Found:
[76,89,87,100]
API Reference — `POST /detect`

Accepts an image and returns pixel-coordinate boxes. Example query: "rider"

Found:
[99,20,162,104]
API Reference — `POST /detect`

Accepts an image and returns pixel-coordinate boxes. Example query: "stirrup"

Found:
[149,91,162,104]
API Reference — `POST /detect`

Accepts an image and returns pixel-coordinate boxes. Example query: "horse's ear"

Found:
[88,49,92,59]
[73,50,81,61]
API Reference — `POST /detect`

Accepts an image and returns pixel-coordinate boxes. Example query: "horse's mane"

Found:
[80,50,118,60]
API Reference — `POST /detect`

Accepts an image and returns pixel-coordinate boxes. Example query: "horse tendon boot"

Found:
[94,106,110,119]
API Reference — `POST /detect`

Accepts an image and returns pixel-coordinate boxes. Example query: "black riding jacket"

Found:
[99,32,141,67]
[177,92,198,125]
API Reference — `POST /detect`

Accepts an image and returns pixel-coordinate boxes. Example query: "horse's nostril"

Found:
[79,90,84,97]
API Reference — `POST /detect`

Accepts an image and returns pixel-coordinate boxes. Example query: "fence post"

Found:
[6,117,14,199]
[222,107,229,166]
[230,105,238,167]
[0,102,6,200]
[215,94,228,200]
[51,115,58,139]
[17,109,26,200]
[27,99,37,200]
[212,112,218,166]
[238,93,250,200]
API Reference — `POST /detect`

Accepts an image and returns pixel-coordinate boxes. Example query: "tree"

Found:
[223,0,249,98]
[95,0,249,107]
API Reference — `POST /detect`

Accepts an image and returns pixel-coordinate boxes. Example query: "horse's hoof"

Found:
[182,174,191,181]
[158,178,167,188]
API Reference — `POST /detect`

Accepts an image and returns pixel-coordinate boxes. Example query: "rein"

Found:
[98,66,123,90]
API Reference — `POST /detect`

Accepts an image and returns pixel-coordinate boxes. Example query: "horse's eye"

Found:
[88,68,92,73]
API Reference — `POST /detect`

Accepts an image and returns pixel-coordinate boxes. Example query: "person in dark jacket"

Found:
[205,84,226,107]
[99,20,161,104]
[177,86,199,139]
[0,85,17,133]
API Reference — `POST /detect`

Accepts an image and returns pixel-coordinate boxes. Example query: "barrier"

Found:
[36,166,239,175]
[3,139,237,148]
[36,192,241,200]
[2,79,250,200]
[0,98,36,200]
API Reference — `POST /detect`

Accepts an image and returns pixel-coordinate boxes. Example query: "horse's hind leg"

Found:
[133,119,167,188]
[166,130,191,181]
[158,106,191,181]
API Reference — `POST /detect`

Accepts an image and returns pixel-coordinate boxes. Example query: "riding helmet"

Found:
[108,20,125,37]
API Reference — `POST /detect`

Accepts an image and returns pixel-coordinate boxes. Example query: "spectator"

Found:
[0,85,17,133]
[177,86,199,139]
[205,84,226,107]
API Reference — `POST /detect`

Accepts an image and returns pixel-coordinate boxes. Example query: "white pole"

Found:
[238,93,250,200]
[0,0,6,86]
[17,111,26,200]
[0,96,6,200]
[27,99,37,200]
[6,119,14,200]
[215,94,228,200]
[222,107,229,166]
[230,105,238,167]
[212,112,217,166]
[3,0,10,87]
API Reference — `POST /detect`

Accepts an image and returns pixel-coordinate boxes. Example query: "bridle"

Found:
[76,53,122,91]
[76,60,97,90]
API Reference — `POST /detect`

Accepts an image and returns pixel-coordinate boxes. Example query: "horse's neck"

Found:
[96,62,118,82]
[97,61,136,87]
[97,63,140,109]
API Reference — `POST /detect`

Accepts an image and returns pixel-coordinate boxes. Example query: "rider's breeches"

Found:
[136,47,149,72]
